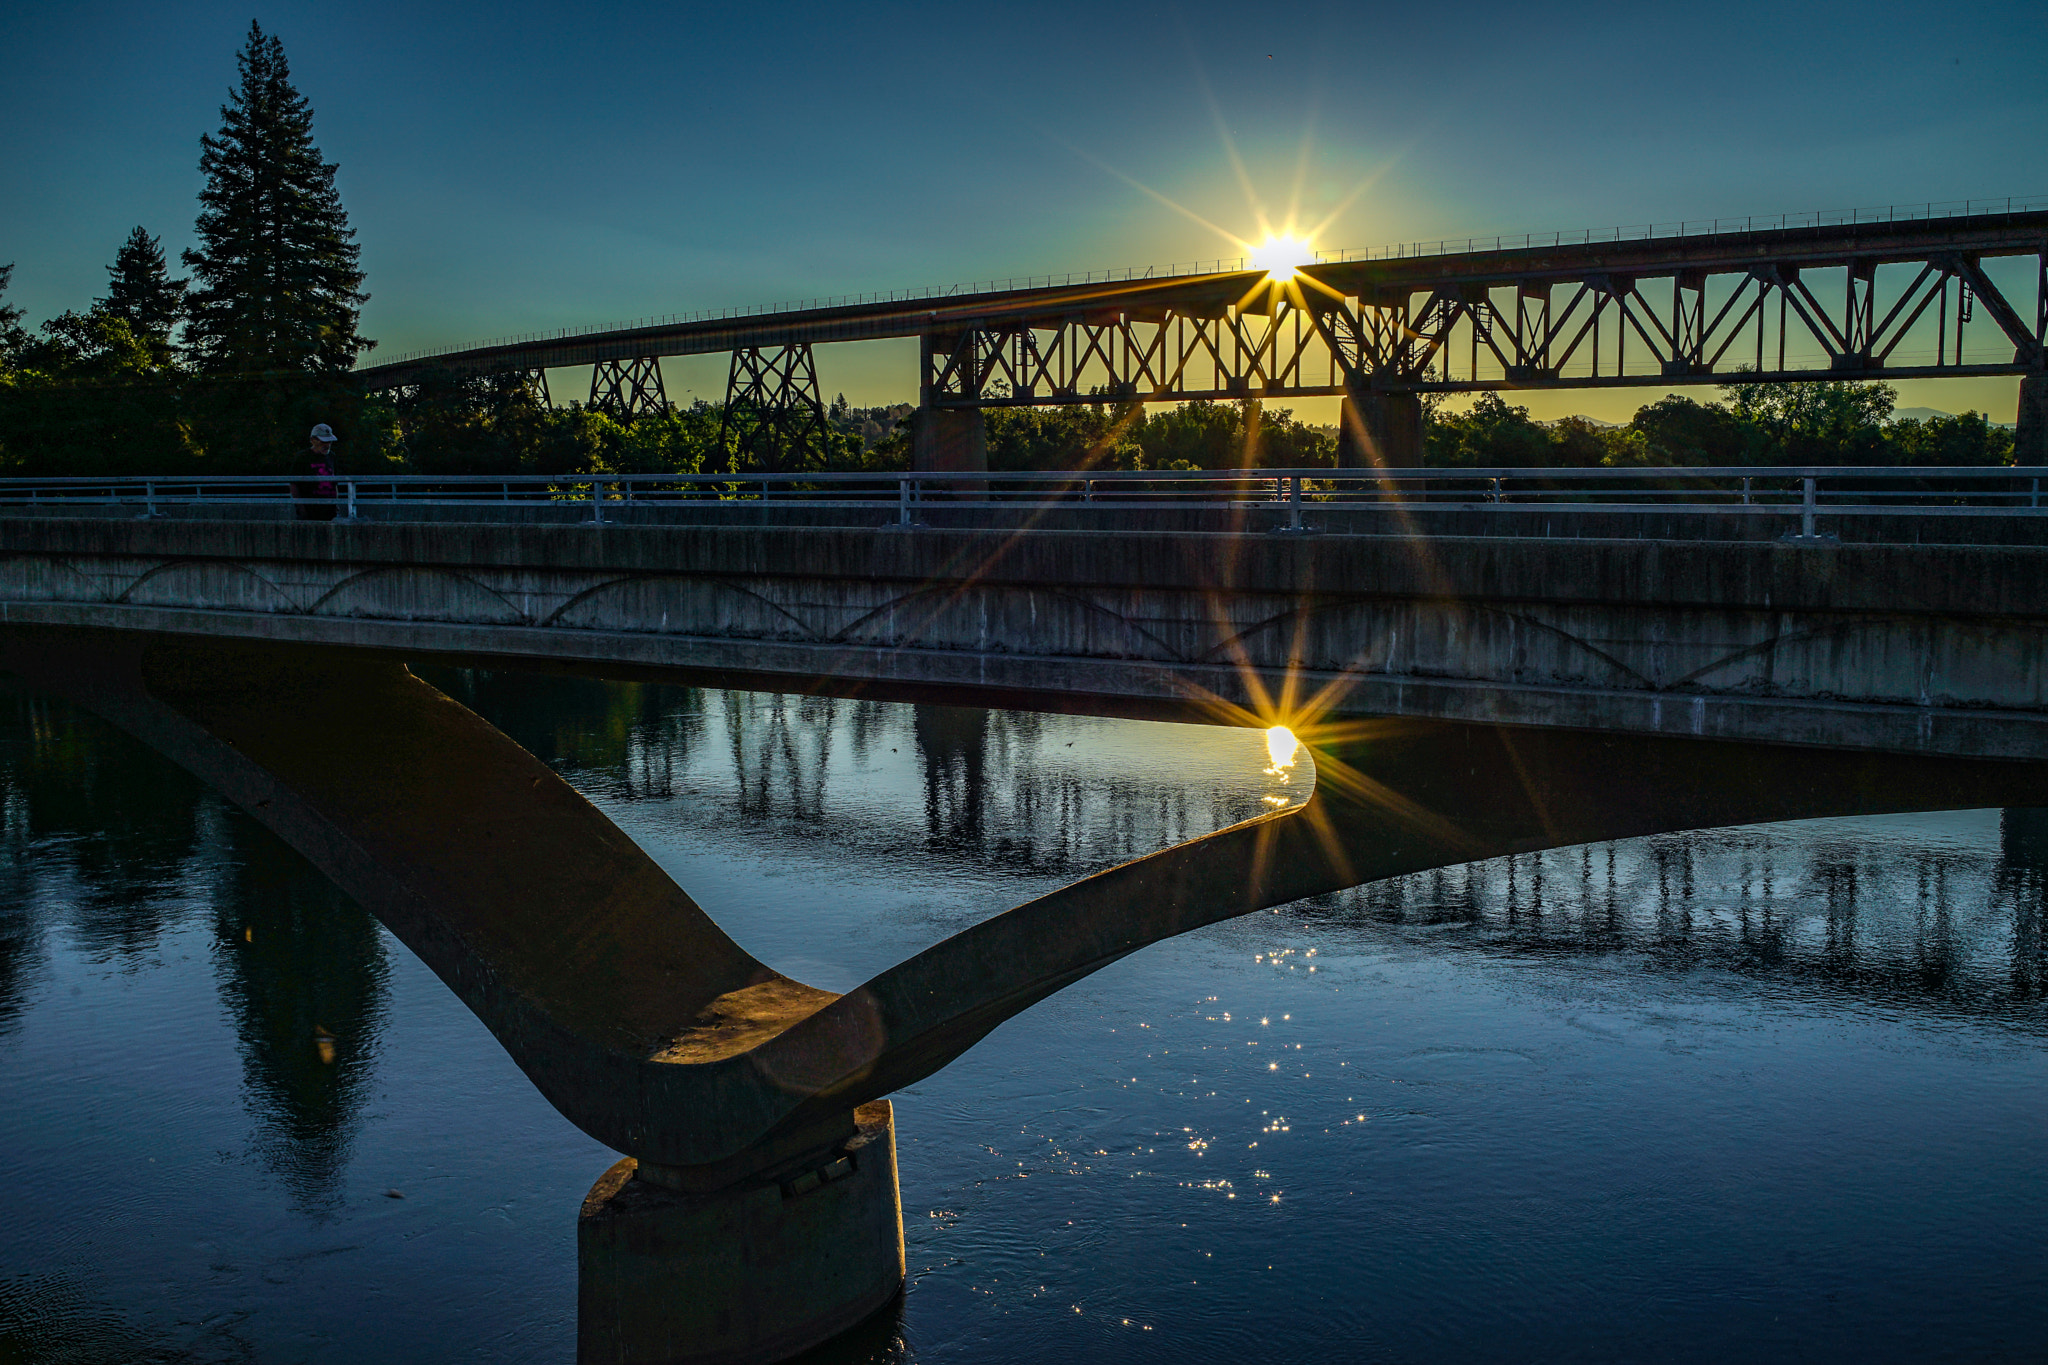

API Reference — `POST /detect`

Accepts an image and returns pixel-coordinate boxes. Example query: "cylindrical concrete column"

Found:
[2018,372,2047,465]
[578,1101,905,1365]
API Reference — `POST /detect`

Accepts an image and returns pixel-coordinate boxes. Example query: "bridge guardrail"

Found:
[3,466,2046,535]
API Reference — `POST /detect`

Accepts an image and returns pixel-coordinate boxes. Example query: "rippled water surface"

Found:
[2,673,2045,1363]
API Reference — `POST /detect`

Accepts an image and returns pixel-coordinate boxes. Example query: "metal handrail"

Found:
[5,466,2047,533]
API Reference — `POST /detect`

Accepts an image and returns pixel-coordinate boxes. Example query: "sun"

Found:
[1248,233,1312,281]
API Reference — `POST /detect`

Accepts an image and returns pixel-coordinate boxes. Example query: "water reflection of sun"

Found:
[1265,725,1299,771]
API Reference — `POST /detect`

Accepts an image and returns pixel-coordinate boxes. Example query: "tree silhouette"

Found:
[98,226,187,364]
[182,22,369,374]
[0,263,23,354]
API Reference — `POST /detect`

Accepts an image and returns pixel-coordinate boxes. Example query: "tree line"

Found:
[0,22,2015,479]
[1426,384,2012,468]
[1,22,371,476]
[375,372,1344,478]
[346,369,2014,478]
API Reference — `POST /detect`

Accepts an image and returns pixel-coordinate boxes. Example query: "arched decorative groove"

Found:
[539,574,822,639]
[827,582,1191,662]
[304,564,528,624]
[1200,597,1663,693]
[115,558,302,614]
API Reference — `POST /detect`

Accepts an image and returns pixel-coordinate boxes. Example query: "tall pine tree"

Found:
[99,227,187,365]
[183,22,369,374]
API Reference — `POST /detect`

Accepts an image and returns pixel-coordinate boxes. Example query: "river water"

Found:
[1,672,2044,1363]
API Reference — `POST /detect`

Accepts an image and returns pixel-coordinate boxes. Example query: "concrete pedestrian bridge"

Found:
[5,467,2048,758]
[4,473,2047,1363]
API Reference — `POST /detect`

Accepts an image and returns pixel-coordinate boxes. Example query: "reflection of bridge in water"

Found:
[1328,815,2048,1026]
[7,675,2044,1221]
[435,673,2048,1024]
[428,672,1315,875]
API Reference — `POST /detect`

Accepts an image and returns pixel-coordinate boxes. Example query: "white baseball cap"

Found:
[310,423,339,442]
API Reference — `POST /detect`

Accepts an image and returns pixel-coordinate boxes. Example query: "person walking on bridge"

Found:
[294,423,340,521]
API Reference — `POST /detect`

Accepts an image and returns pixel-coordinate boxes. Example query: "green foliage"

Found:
[0,307,192,475]
[986,403,1127,470]
[1886,410,2015,467]
[0,365,378,478]
[980,397,1333,472]
[380,378,883,480]
[1622,395,1770,466]
[0,378,196,477]
[183,22,369,375]
[99,227,187,365]
[1132,400,1242,469]
[1426,393,1556,467]
[15,311,160,381]
[1723,378,1896,465]
[391,371,555,475]
[1403,379,2007,471]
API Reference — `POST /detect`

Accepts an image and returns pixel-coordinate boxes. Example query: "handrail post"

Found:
[1740,476,1752,506]
[592,480,605,525]
[1802,476,1817,538]
[1289,474,1303,530]
[1490,476,1504,504]
[898,476,912,526]
[344,480,358,521]
[139,480,159,520]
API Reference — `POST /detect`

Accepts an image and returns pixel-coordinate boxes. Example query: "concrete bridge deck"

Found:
[4,506,2045,760]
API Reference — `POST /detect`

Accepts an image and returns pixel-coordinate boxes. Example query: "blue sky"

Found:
[4,0,2042,419]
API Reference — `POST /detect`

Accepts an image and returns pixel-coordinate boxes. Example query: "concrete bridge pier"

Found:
[914,329,988,479]
[912,407,987,476]
[2019,372,2047,464]
[579,1101,904,1365]
[1338,386,1424,467]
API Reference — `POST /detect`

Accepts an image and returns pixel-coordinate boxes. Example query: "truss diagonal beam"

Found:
[589,356,668,420]
[721,344,829,473]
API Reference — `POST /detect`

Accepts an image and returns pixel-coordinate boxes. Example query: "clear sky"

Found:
[4,0,2043,422]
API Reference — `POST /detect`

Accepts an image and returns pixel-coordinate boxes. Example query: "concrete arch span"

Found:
[4,624,2043,1363]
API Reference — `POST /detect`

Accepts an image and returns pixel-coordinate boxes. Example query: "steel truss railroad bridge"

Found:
[356,203,2048,469]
